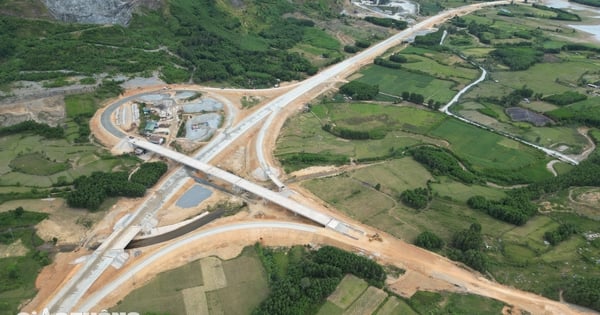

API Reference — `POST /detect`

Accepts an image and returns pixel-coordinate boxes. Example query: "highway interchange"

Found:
[38,1,596,314]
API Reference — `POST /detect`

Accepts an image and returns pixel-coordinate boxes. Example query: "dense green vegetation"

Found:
[543,91,587,106]
[413,231,444,250]
[0,0,351,88]
[0,207,51,315]
[254,245,385,315]
[410,147,475,184]
[448,223,488,272]
[563,278,600,311]
[339,81,379,100]
[67,162,167,210]
[544,223,577,245]
[364,16,407,30]
[467,194,537,225]
[399,187,430,209]
[130,162,168,187]
[491,47,543,71]
[278,152,348,173]
[0,120,63,139]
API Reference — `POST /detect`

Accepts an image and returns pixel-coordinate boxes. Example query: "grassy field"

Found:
[275,106,447,163]
[408,291,505,315]
[327,274,368,309]
[428,119,550,179]
[205,247,270,314]
[0,134,138,188]
[317,275,506,315]
[430,177,506,203]
[114,246,269,315]
[0,209,50,315]
[356,65,458,103]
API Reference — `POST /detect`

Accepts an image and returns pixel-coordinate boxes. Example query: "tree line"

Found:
[364,16,407,30]
[254,245,386,315]
[339,81,379,100]
[410,146,475,184]
[67,162,168,210]
[0,120,64,139]
[467,193,537,226]
[399,187,430,209]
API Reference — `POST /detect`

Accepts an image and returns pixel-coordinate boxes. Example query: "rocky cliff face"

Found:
[41,0,155,25]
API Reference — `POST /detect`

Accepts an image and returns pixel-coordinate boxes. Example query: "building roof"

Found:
[145,120,157,131]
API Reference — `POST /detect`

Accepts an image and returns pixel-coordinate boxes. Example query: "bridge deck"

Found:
[129,138,335,227]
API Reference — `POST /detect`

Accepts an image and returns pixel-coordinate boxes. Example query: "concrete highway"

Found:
[44,2,509,313]
[193,0,510,167]
[76,221,319,312]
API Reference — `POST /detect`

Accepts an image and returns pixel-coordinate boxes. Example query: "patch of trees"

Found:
[278,152,347,171]
[414,29,445,47]
[389,54,408,63]
[547,104,600,128]
[562,278,600,312]
[0,120,64,139]
[0,207,48,228]
[500,85,534,107]
[531,4,581,21]
[130,162,168,187]
[543,91,587,106]
[517,154,600,199]
[544,223,577,245]
[491,47,543,71]
[339,81,379,100]
[344,45,360,53]
[448,223,488,272]
[467,193,536,225]
[399,187,430,209]
[355,40,371,49]
[364,16,407,29]
[410,146,475,184]
[374,57,402,69]
[322,124,387,140]
[67,162,167,210]
[254,245,386,315]
[401,91,425,105]
[414,231,444,250]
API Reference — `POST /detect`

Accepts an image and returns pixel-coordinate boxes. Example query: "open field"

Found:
[0,134,138,188]
[327,274,368,309]
[318,274,506,315]
[356,65,457,103]
[114,246,269,315]
[303,174,396,222]
[428,119,550,180]
[275,106,448,163]
[430,177,506,203]
[408,291,505,315]
[0,209,50,315]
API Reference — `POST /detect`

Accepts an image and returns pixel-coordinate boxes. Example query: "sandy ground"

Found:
[0,239,29,258]
[84,216,596,315]
[0,198,106,245]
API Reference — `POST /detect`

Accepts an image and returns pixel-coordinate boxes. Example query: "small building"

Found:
[148,135,165,145]
[144,120,158,132]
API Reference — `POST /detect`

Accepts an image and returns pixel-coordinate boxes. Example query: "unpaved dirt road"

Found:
[79,220,596,315]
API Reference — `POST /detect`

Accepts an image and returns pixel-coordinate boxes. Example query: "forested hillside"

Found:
[0,0,356,88]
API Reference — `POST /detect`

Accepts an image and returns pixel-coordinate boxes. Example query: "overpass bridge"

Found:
[129,137,361,238]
